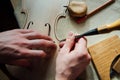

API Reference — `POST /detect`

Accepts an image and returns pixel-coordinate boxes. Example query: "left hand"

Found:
[0,29,57,67]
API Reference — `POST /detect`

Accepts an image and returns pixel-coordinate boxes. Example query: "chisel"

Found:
[61,19,120,42]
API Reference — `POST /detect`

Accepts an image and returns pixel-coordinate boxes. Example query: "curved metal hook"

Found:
[26,21,34,29]
[45,23,51,36]
[21,10,33,29]
[21,9,29,29]
[21,0,30,29]
[54,12,66,42]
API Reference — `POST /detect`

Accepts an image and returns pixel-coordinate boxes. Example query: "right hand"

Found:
[0,29,56,67]
[56,32,91,80]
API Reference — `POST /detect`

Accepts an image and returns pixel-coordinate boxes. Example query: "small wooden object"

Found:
[88,35,120,80]
[76,0,115,23]
[68,1,87,17]
[113,58,120,74]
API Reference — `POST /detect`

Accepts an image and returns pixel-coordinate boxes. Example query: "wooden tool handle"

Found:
[98,19,120,33]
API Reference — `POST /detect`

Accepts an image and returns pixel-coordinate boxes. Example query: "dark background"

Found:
[0,0,19,79]
[0,0,19,32]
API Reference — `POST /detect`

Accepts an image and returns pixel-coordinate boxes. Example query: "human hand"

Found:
[0,29,56,67]
[55,32,91,80]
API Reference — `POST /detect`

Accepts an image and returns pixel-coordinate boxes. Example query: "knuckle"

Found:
[16,33,23,38]
[39,40,55,47]
[14,40,29,47]
[19,49,29,58]
[82,52,91,63]
[82,51,88,57]
[49,42,57,49]
[38,40,49,47]
[33,32,41,36]
[87,54,91,62]
[13,29,23,32]
[12,29,19,32]
[39,50,46,56]
[18,41,26,45]
[77,50,91,62]
[39,50,44,54]
[39,40,45,45]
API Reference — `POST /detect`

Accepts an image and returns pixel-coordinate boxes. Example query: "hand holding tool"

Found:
[61,19,120,42]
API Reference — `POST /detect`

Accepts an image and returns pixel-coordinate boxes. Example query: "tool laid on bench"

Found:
[76,0,115,23]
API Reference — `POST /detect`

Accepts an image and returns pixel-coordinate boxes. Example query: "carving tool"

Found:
[76,0,115,23]
[61,19,120,42]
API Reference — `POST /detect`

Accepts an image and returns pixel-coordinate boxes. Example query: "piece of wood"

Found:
[88,35,120,80]
[68,1,87,17]
[113,58,120,74]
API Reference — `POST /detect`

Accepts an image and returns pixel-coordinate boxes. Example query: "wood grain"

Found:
[89,35,120,80]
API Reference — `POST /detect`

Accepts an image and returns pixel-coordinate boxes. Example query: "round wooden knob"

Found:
[68,1,87,17]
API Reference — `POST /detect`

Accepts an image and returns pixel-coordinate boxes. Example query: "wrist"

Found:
[55,74,68,80]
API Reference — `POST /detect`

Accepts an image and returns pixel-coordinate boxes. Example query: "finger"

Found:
[73,37,90,62]
[59,41,65,48]
[19,49,47,59]
[27,39,56,49]
[14,29,34,33]
[8,59,31,67]
[23,31,53,41]
[74,37,87,51]
[61,32,75,53]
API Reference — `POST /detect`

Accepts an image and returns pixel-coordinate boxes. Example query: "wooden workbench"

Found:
[4,0,120,80]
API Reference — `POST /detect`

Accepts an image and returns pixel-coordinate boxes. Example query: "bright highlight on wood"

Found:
[68,1,87,17]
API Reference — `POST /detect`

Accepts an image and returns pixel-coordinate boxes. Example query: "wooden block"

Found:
[88,35,120,80]
[113,58,120,74]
